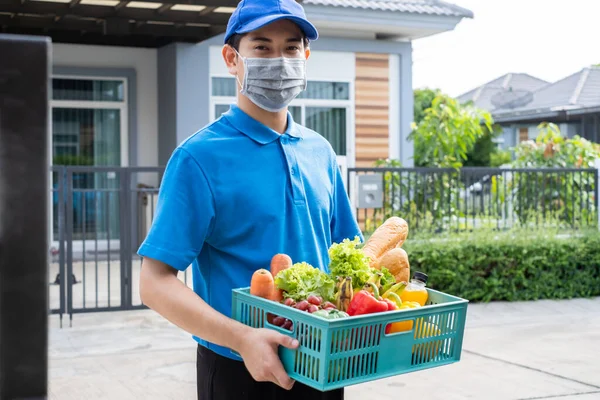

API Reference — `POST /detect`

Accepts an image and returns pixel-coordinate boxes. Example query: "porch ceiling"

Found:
[0,0,239,47]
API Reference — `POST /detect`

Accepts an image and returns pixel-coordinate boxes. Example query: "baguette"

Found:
[374,248,410,283]
[362,217,409,268]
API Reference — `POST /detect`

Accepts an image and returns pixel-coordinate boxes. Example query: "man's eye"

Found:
[255,46,269,51]
[288,46,300,51]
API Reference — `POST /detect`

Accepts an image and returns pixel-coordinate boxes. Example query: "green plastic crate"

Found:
[231,287,468,391]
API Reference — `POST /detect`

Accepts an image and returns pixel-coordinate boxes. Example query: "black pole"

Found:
[0,33,51,400]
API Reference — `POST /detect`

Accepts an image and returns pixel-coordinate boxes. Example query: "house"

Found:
[457,73,549,114]
[1,0,473,242]
[458,68,600,150]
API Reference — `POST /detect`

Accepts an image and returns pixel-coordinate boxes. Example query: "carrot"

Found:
[270,254,292,302]
[270,253,293,278]
[250,269,275,299]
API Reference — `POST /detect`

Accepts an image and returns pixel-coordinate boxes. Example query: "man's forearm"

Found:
[139,258,250,353]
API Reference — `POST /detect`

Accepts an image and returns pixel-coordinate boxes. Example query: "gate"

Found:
[50,166,191,326]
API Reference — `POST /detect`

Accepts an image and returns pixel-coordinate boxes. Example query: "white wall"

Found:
[388,54,400,160]
[52,44,158,169]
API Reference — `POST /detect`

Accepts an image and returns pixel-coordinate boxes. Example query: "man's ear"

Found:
[222,45,238,76]
[305,48,311,60]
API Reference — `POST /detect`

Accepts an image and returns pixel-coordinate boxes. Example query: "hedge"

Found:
[401,230,600,302]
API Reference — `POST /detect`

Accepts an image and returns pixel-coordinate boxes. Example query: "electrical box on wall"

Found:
[356,173,383,209]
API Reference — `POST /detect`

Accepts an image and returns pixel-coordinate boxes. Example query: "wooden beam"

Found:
[2,25,199,46]
[0,2,232,25]
[198,5,216,15]
[113,0,240,6]
[0,14,102,32]
[156,3,172,13]
[0,13,212,38]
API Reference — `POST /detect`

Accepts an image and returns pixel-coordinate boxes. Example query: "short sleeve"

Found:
[331,163,363,244]
[137,147,215,271]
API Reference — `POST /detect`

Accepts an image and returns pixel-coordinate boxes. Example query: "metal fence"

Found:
[49,166,194,326]
[50,165,599,323]
[347,167,599,234]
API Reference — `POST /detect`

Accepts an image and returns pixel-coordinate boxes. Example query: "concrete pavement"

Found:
[49,296,600,399]
[48,260,193,311]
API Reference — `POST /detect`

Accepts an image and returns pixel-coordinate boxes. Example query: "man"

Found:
[137,0,362,398]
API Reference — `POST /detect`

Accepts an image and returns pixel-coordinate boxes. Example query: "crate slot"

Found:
[372,351,379,374]
[299,323,306,348]
[359,326,366,348]
[440,313,448,335]
[330,330,336,354]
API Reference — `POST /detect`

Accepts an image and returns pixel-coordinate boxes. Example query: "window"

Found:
[298,81,349,100]
[53,78,124,102]
[52,77,127,166]
[519,127,529,142]
[51,76,128,241]
[305,107,346,156]
[210,77,351,157]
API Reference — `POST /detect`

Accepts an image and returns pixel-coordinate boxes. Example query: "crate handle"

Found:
[382,318,415,338]
[265,315,297,338]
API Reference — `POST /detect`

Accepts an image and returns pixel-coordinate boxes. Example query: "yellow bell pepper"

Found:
[385,300,421,333]
[412,320,443,361]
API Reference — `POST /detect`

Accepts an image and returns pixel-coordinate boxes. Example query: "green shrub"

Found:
[490,149,512,167]
[402,229,600,302]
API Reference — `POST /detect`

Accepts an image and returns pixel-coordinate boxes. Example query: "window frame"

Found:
[51,74,129,167]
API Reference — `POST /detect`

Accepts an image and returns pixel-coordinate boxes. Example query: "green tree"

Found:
[463,124,503,167]
[409,93,493,168]
[413,88,440,125]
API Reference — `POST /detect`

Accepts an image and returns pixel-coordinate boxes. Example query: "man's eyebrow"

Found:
[249,37,272,42]
[287,37,302,43]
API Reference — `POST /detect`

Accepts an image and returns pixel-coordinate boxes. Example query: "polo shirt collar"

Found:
[223,104,303,144]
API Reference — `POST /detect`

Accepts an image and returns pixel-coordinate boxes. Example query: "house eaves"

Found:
[302,0,473,40]
[493,109,563,124]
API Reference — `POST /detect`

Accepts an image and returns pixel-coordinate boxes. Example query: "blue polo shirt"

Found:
[138,104,362,360]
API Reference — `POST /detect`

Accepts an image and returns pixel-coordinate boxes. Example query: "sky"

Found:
[411,0,600,98]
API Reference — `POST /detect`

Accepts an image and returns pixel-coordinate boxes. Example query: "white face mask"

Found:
[235,50,307,112]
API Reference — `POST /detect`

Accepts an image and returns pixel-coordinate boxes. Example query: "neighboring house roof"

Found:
[303,0,474,18]
[493,67,600,122]
[457,73,549,111]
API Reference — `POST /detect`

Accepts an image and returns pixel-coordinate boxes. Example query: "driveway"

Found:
[49,296,600,399]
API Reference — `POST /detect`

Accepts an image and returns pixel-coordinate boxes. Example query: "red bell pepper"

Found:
[384,298,397,311]
[347,282,389,316]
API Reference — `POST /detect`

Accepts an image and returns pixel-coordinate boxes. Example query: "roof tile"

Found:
[302,0,473,18]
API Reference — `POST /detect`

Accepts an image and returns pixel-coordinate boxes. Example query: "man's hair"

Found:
[225,32,309,51]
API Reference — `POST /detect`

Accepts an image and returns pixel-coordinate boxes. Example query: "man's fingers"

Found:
[275,333,299,350]
[270,363,295,390]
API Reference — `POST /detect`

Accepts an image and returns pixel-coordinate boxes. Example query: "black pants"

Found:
[196,345,344,400]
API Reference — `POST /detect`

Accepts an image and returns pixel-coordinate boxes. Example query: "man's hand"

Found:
[238,327,299,390]
[140,258,299,389]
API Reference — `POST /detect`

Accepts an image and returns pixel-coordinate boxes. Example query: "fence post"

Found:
[595,159,600,231]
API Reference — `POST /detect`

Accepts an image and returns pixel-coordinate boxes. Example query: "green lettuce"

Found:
[379,267,396,294]
[328,236,397,292]
[274,262,335,302]
[328,236,374,289]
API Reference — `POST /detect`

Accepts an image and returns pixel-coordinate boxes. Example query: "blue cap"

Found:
[224,0,319,44]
